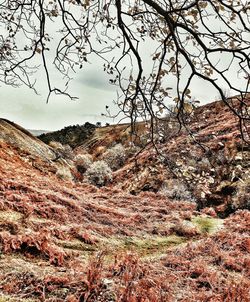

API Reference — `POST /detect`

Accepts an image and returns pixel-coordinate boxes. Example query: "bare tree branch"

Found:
[0,0,249,142]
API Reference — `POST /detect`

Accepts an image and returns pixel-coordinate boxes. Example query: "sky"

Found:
[0,55,219,131]
[0,61,118,131]
[0,2,248,131]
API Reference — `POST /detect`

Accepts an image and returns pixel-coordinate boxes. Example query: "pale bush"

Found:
[49,141,74,160]
[56,167,72,180]
[102,144,126,170]
[85,160,112,186]
[74,153,93,174]
[61,145,74,160]
[161,182,195,202]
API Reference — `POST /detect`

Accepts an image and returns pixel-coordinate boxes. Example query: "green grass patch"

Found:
[58,239,97,252]
[58,234,186,260]
[192,217,223,234]
[122,235,185,255]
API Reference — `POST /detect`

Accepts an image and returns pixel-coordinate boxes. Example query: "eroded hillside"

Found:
[112,98,250,216]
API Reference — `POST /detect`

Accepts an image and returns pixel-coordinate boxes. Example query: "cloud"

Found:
[78,71,111,91]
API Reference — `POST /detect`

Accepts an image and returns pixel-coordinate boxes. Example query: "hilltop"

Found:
[0,97,249,301]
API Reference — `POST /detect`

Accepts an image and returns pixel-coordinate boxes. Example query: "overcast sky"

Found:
[0,62,119,130]
[0,56,220,131]
[1,2,248,131]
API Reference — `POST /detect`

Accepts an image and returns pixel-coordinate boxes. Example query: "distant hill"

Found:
[38,122,96,148]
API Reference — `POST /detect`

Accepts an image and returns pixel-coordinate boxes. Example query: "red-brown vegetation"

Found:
[0,99,249,301]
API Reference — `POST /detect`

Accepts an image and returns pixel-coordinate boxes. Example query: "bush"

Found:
[125,143,141,158]
[74,153,93,174]
[102,144,126,170]
[85,160,112,186]
[56,167,72,180]
[161,181,195,202]
[49,141,74,160]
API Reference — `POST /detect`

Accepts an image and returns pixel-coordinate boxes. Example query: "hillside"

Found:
[99,99,249,215]
[38,122,96,148]
[0,98,249,301]
[0,119,55,161]
[0,118,73,178]
[112,97,250,216]
[39,96,250,216]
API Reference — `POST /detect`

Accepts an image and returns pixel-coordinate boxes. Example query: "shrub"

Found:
[161,181,195,202]
[56,166,72,180]
[49,141,74,160]
[74,153,93,174]
[85,160,112,186]
[125,143,141,158]
[102,144,126,171]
